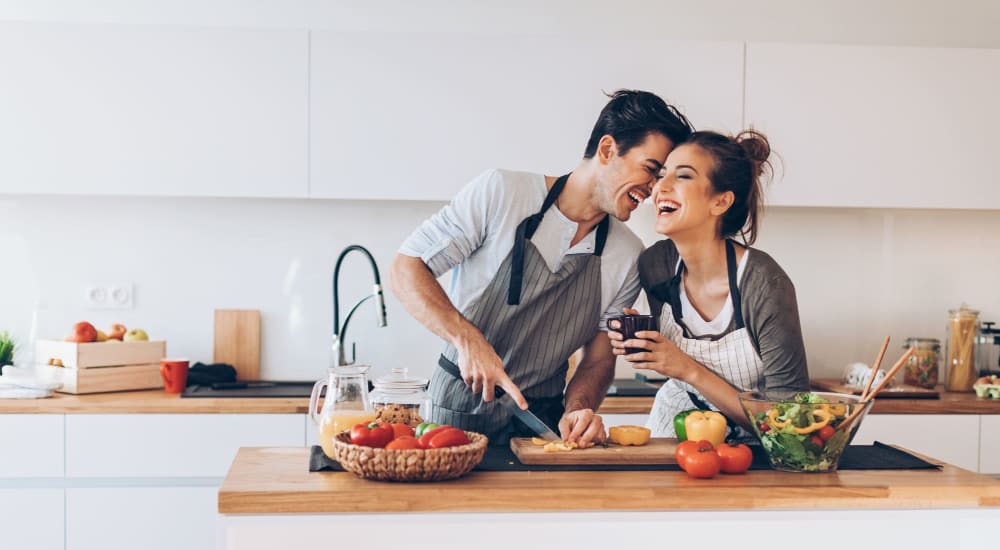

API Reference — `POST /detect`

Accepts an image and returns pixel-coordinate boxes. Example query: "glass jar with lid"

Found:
[902,338,940,389]
[369,367,430,427]
[945,307,980,392]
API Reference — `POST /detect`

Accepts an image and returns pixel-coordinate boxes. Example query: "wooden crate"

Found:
[35,340,165,368]
[37,363,163,394]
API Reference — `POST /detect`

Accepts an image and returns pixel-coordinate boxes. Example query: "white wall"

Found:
[1,195,997,383]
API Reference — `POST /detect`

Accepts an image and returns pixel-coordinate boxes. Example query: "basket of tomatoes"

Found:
[331,421,488,481]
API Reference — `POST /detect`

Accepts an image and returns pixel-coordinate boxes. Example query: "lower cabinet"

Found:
[851,414,981,472]
[66,486,217,550]
[0,489,64,550]
[980,415,1000,474]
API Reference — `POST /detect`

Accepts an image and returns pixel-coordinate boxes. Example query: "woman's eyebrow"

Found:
[676,164,699,174]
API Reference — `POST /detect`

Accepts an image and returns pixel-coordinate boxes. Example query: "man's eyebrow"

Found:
[645,159,664,170]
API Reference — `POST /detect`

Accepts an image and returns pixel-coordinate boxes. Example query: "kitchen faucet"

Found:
[331,244,388,366]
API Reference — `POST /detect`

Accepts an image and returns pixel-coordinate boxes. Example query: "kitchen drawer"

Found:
[0,414,64,477]
[67,486,215,550]
[66,414,305,477]
[852,414,980,472]
[0,489,64,550]
[979,415,1000,474]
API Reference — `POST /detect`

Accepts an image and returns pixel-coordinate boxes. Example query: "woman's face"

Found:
[652,144,729,238]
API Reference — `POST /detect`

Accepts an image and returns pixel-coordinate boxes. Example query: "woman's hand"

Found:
[619,330,699,384]
[607,307,640,352]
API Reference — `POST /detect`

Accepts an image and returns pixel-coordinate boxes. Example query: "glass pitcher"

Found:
[309,364,376,459]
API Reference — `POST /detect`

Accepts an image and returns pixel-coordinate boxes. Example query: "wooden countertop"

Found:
[218,446,1000,514]
[1,388,998,415]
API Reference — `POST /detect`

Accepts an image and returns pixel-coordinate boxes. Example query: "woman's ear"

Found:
[710,190,735,216]
[597,135,617,165]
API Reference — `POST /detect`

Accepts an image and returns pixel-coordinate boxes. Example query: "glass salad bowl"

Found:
[738,391,873,473]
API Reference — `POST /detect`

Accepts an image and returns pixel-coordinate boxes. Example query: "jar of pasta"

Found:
[369,367,430,427]
[902,338,940,389]
[945,308,980,392]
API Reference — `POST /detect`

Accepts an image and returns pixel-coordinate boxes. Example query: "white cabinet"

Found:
[852,414,980,472]
[66,414,305,477]
[0,22,308,198]
[67,486,216,550]
[0,489,64,550]
[0,414,63,477]
[745,43,1000,209]
[979,415,1000,474]
[309,32,743,200]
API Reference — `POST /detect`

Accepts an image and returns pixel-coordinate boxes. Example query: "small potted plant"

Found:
[0,330,16,376]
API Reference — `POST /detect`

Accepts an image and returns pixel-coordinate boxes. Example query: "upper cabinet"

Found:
[746,43,1000,209]
[309,33,744,200]
[0,22,308,198]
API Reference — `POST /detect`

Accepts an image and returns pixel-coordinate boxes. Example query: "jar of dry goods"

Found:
[945,308,980,392]
[902,338,940,389]
[369,367,430,427]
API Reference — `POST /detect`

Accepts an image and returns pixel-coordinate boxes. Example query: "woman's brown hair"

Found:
[683,129,772,245]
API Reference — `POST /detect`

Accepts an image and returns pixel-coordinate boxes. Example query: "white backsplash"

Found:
[1,194,997,383]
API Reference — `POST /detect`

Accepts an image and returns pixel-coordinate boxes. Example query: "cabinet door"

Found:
[67,486,215,550]
[0,489,64,550]
[746,43,1000,209]
[0,22,308,198]
[66,414,305,477]
[979,415,1000,474]
[852,414,980,472]
[310,32,743,200]
[0,414,64,477]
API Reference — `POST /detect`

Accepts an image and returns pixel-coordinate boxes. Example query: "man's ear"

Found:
[597,135,617,165]
[711,190,735,216]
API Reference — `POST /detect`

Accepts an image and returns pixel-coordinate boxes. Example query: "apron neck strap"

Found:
[507,173,609,305]
[668,239,745,331]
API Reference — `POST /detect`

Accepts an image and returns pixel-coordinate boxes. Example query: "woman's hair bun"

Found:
[735,129,771,179]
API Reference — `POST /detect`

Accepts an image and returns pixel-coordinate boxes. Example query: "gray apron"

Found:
[430,173,609,444]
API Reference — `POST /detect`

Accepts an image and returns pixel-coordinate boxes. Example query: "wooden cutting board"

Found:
[510,437,679,465]
[213,309,261,381]
[811,378,939,399]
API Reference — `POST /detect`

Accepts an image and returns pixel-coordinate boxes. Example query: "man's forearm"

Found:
[388,254,479,348]
[563,334,616,412]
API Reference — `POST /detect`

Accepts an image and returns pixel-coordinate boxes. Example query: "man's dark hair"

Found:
[582,90,694,159]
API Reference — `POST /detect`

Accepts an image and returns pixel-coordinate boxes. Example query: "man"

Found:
[390,90,693,446]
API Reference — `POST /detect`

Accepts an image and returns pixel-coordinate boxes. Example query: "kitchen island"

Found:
[217,447,1000,550]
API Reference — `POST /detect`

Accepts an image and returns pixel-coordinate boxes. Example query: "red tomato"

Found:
[684,445,721,479]
[427,428,471,449]
[391,423,415,439]
[417,425,453,448]
[810,435,825,447]
[715,442,753,474]
[818,425,836,442]
[385,435,420,450]
[674,440,704,472]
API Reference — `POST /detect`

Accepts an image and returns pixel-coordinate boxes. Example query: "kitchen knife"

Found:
[436,356,561,442]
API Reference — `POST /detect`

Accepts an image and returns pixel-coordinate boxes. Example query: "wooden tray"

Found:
[811,378,939,399]
[510,437,678,465]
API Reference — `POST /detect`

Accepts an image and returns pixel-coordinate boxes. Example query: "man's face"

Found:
[597,133,674,221]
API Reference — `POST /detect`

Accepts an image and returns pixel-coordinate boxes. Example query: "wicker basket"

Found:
[331,430,488,481]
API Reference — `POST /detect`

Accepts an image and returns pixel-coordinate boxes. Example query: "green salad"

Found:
[749,392,853,472]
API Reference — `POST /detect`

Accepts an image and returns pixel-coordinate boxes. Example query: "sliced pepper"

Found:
[673,409,699,441]
[792,408,832,435]
[684,410,727,447]
[767,408,791,429]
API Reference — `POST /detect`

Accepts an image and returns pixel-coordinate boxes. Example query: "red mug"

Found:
[160,359,190,393]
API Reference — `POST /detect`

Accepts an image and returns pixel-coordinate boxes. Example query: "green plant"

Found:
[0,330,16,375]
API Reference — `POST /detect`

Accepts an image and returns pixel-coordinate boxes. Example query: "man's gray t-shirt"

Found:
[637,239,810,393]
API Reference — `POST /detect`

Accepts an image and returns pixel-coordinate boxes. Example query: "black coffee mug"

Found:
[608,314,659,355]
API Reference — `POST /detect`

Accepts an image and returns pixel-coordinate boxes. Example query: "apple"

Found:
[107,323,127,341]
[95,330,108,342]
[69,321,98,343]
[123,328,149,342]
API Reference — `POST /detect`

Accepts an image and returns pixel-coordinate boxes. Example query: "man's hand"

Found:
[455,330,528,409]
[558,408,606,448]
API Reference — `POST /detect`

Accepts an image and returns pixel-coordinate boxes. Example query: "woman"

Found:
[609,129,809,439]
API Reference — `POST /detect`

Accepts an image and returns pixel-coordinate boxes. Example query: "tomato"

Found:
[417,425,453,448]
[391,423,415,439]
[818,425,836,442]
[810,435,825,447]
[758,422,770,432]
[715,442,753,474]
[683,445,721,479]
[385,435,420,450]
[674,440,704,472]
[427,428,470,449]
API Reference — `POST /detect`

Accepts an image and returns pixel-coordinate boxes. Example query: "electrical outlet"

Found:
[84,283,134,309]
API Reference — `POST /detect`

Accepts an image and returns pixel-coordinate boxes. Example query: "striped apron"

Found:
[430,174,609,444]
[646,240,763,442]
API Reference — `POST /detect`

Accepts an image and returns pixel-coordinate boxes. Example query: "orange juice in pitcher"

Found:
[309,365,374,459]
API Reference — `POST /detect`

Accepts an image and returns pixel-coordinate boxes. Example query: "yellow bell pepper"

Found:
[767,408,791,429]
[792,408,832,435]
[684,410,727,447]
[608,425,651,446]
